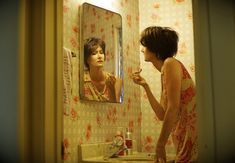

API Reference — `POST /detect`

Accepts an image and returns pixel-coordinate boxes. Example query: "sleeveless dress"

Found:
[161,60,198,163]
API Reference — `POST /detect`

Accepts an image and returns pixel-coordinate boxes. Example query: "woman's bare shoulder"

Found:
[164,58,181,69]
[164,57,179,64]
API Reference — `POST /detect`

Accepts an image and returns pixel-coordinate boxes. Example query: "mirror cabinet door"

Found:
[79,3,123,103]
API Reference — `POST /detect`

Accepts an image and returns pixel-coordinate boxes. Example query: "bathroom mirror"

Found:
[79,3,123,103]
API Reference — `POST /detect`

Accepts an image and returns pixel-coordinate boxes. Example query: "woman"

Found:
[131,26,198,163]
[83,37,122,102]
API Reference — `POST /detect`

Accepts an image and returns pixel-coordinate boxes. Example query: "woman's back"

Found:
[161,59,198,162]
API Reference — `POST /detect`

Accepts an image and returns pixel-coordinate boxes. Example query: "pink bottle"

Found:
[125,128,133,155]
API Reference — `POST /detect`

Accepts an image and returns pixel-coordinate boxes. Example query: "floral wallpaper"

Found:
[63,0,195,162]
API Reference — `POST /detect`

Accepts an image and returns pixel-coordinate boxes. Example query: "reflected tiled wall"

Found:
[63,0,195,162]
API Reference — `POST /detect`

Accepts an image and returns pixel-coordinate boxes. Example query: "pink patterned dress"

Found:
[161,60,198,163]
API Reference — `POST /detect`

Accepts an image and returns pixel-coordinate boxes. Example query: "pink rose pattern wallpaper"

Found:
[63,0,194,162]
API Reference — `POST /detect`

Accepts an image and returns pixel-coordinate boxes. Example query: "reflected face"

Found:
[87,46,105,68]
[141,46,155,62]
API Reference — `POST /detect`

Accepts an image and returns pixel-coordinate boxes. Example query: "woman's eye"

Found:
[91,50,104,55]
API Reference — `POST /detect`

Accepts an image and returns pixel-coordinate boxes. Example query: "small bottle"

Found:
[125,128,133,155]
[116,127,124,156]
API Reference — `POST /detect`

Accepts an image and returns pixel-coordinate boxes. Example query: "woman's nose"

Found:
[140,47,145,53]
[97,53,103,58]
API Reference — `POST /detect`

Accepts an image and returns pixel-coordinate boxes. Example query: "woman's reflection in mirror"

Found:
[83,37,122,102]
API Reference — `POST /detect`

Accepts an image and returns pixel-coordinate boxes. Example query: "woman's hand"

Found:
[106,75,117,95]
[155,144,166,163]
[106,75,116,87]
[131,69,147,87]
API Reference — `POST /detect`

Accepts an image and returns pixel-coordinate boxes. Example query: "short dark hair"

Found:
[84,37,106,69]
[140,26,179,61]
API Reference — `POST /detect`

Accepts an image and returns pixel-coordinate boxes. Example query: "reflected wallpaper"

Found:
[63,0,195,162]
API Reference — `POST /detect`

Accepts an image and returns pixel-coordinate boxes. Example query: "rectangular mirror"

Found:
[79,3,124,103]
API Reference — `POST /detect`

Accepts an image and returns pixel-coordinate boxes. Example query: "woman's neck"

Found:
[89,67,106,82]
[151,58,164,72]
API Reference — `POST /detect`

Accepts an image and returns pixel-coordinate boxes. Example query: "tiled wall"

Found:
[63,0,141,162]
[63,0,195,162]
[139,0,195,154]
